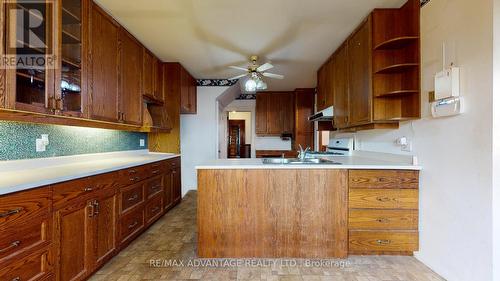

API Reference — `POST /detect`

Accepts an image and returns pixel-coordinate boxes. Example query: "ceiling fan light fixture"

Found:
[244,77,257,92]
[256,77,267,90]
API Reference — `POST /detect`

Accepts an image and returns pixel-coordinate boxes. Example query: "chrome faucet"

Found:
[297,144,311,161]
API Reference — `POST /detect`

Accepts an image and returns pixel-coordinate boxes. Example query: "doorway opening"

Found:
[227,111,252,158]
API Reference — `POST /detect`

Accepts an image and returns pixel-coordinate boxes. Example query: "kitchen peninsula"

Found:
[197,154,421,258]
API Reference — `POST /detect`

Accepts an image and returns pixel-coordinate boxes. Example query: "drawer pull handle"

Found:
[0,208,23,218]
[151,206,160,213]
[151,185,161,191]
[0,240,21,253]
[94,201,100,215]
[152,164,160,168]
[376,218,390,223]
[128,194,139,202]
[376,197,391,202]
[12,277,20,281]
[128,221,138,229]
[129,169,137,174]
[84,187,93,192]
[376,239,391,245]
[152,170,160,175]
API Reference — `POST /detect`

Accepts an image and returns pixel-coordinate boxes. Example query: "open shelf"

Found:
[374,63,419,74]
[374,36,419,50]
[62,7,81,24]
[62,29,81,44]
[375,89,419,98]
[17,71,45,83]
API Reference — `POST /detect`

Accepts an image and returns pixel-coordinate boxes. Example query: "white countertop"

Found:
[0,150,180,195]
[196,151,421,171]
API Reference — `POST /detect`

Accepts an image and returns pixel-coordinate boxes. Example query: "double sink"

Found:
[262,158,341,165]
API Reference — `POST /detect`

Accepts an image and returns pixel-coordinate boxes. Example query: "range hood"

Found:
[308,106,334,121]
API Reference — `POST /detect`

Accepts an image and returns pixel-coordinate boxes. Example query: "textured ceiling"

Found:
[95,0,407,91]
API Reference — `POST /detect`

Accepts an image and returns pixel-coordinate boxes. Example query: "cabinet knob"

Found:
[11,277,20,281]
[84,187,93,192]
[0,240,21,253]
[376,239,391,245]
[128,194,139,202]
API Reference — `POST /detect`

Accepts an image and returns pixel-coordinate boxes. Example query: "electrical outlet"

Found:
[139,139,145,147]
[36,139,46,152]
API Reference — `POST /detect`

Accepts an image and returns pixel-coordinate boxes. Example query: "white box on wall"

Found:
[434,67,460,100]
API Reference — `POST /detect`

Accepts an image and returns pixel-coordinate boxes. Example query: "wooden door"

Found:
[325,58,334,108]
[54,199,93,281]
[163,168,173,211]
[267,93,283,135]
[281,93,294,134]
[154,59,164,102]
[227,120,245,158]
[119,29,143,125]
[143,50,154,97]
[316,65,327,111]
[333,44,349,128]
[348,18,372,125]
[89,3,120,122]
[172,167,181,203]
[92,190,117,269]
[255,93,268,135]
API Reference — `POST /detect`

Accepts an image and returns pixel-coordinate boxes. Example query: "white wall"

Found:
[180,86,228,193]
[493,0,500,279]
[330,1,494,280]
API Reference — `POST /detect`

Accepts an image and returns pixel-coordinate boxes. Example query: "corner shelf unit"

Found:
[371,0,421,121]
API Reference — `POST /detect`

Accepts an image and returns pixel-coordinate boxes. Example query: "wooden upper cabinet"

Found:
[316,65,327,111]
[89,2,120,122]
[119,29,143,125]
[255,92,268,135]
[294,88,315,150]
[154,58,164,102]
[255,92,294,136]
[333,43,349,129]
[325,59,334,109]
[180,67,197,114]
[348,17,372,126]
[143,50,154,97]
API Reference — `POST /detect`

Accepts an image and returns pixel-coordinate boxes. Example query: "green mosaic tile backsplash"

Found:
[0,121,148,161]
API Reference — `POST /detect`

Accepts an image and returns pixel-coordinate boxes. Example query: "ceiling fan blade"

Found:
[229,65,248,72]
[229,74,247,80]
[262,72,284,79]
[257,62,274,72]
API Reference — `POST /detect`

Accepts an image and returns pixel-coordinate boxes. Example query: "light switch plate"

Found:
[36,139,46,152]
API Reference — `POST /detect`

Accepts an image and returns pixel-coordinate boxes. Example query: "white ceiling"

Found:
[96,0,406,91]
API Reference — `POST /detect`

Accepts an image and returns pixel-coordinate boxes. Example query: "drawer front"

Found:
[0,187,50,229]
[149,162,166,177]
[120,183,144,213]
[349,170,419,189]
[349,209,418,230]
[89,171,121,191]
[0,249,51,281]
[53,177,93,209]
[119,165,150,185]
[168,157,180,170]
[349,231,418,252]
[349,189,418,209]
[120,207,144,243]
[0,217,50,264]
[146,176,164,198]
[145,194,163,224]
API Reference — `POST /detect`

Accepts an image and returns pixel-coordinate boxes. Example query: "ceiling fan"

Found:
[228,55,284,92]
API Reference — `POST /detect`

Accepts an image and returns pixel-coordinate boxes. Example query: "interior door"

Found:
[93,190,117,269]
[227,120,245,158]
[89,3,120,122]
[348,18,372,125]
[119,28,143,125]
[54,199,93,281]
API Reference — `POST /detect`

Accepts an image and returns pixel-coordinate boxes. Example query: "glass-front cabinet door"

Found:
[4,0,56,114]
[56,0,86,117]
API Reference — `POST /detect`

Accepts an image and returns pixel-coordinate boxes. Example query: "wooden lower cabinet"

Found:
[0,157,181,281]
[348,170,419,255]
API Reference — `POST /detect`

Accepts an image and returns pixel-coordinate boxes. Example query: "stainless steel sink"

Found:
[262,158,341,165]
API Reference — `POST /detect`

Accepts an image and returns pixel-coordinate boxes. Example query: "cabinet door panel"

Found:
[94,192,117,268]
[89,4,120,122]
[281,93,294,134]
[255,93,268,135]
[154,59,164,102]
[143,51,154,96]
[120,29,143,125]
[348,19,372,125]
[163,169,173,211]
[333,44,349,128]
[267,93,283,135]
[172,167,181,203]
[316,65,327,111]
[54,200,92,281]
